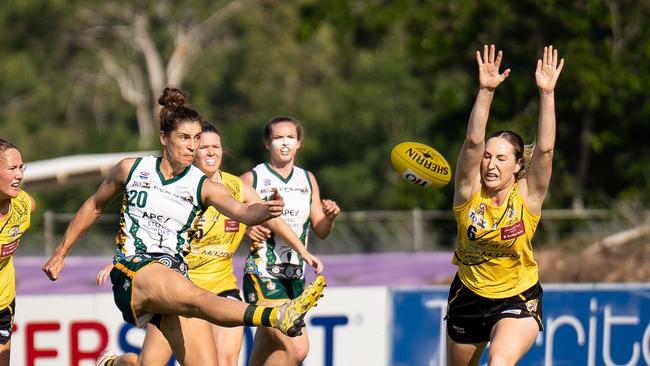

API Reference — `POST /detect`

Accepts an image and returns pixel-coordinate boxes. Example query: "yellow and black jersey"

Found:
[452,184,539,298]
[0,190,32,309]
[187,171,246,295]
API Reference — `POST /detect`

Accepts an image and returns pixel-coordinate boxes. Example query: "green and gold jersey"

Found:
[245,163,312,280]
[452,183,540,298]
[114,156,206,260]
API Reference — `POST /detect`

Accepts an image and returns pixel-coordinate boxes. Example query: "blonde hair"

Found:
[517,143,535,180]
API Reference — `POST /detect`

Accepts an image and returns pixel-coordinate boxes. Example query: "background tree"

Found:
[73,0,255,148]
[2,0,650,218]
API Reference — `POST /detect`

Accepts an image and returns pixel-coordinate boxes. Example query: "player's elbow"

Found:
[465,135,484,147]
[536,147,554,160]
[313,226,332,240]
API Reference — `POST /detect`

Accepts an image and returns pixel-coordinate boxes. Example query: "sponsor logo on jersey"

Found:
[282,209,300,217]
[501,220,525,240]
[259,186,310,195]
[131,181,151,189]
[224,219,239,232]
[1,239,19,257]
[469,210,487,229]
[455,246,520,266]
[8,225,20,238]
[145,226,171,240]
[247,293,258,303]
[526,299,539,313]
[477,203,486,216]
[142,211,171,223]
[451,325,466,334]
[265,280,276,290]
[138,171,150,180]
[153,186,195,205]
[264,179,272,187]
[507,207,517,221]
[199,249,233,258]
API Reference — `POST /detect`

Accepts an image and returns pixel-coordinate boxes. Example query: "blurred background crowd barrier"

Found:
[17,206,637,257]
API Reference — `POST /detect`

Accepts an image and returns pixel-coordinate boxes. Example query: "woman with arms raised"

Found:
[447,45,564,366]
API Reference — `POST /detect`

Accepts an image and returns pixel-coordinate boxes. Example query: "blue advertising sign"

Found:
[391,284,650,366]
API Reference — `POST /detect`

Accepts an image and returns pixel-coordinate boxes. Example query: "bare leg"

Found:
[446,335,487,366]
[132,264,325,333]
[249,299,310,366]
[101,325,162,366]
[487,317,539,366]
[210,321,244,366]
[135,323,171,366]
[0,340,10,366]
[116,263,324,365]
[158,315,218,366]
[133,264,252,326]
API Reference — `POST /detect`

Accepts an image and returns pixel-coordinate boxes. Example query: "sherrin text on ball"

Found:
[390,141,452,188]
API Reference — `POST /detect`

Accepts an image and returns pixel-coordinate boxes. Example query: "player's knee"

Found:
[487,351,514,366]
[287,341,309,363]
[217,352,239,366]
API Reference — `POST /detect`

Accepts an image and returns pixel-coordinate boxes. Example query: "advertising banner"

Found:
[391,284,650,366]
[12,287,389,366]
[12,284,650,365]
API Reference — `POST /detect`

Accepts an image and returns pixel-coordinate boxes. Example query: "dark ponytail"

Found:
[157,87,201,134]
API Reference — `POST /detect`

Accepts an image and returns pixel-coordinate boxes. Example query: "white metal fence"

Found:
[15,208,624,257]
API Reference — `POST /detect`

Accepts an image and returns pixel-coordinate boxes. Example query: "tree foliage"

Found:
[2,0,650,214]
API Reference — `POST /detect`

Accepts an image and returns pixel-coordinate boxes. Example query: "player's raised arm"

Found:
[523,45,564,214]
[43,158,133,281]
[454,44,511,205]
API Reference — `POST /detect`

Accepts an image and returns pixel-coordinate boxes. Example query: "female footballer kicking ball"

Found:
[42,87,325,366]
[96,120,323,366]
[447,44,563,366]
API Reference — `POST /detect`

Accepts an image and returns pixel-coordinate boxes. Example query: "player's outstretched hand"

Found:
[535,45,564,94]
[265,188,285,218]
[321,199,340,221]
[96,263,113,286]
[246,225,273,242]
[42,254,65,281]
[477,44,510,91]
[303,252,324,275]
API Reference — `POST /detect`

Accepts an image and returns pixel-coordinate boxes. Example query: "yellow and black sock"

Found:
[243,304,278,327]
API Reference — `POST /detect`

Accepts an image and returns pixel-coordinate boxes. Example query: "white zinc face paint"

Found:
[271,137,298,149]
